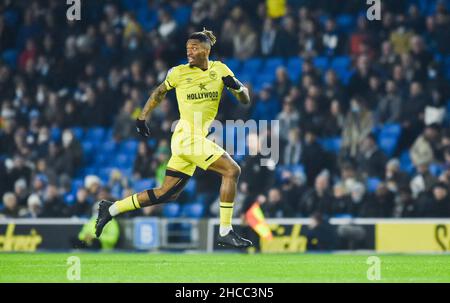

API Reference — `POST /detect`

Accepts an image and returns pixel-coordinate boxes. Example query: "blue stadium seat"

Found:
[133,178,156,192]
[223,58,241,74]
[163,203,181,218]
[137,8,158,32]
[378,136,398,157]
[115,153,135,168]
[98,167,113,182]
[63,192,76,205]
[235,72,253,84]
[336,14,355,32]
[445,55,450,80]
[173,5,191,26]
[338,69,354,85]
[253,73,276,92]
[331,56,351,70]
[104,128,114,141]
[181,202,205,218]
[183,179,197,200]
[118,168,133,179]
[120,140,138,154]
[380,123,401,138]
[77,167,97,178]
[2,49,18,69]
[85,127,106,142]
[242,58,262,74]
[400,150,415,175]
[366,177,381,193]
[291,164,305,176]
[71,127,84,141]
[320,137,342,153]
[262,57,284,74]
[429,163,443,177]
[50,127,61,142]
[286,57,302,81]
[101,140,118,154]
[72,178,85,192]
[93,153,112,167]
[81,141,95,158]
[313,57,329,71]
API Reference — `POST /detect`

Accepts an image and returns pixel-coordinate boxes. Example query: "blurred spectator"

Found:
[14,178,29,207]
[321,18,343,56]
[299,171,332,217]
[1,192,22,218]
[376,79,402,124]
[283,128,302,166]
[259,188,290,218]
[385,158,410,193]
[410,123,441,168]
[21,194,43,218]
[113,100,136,142]
[84,175,101,202]
[109,170,130,200]
[276,97,299,145]
[233,22,257,60]
[251,86,280,122]
[322,99,345,137]
[133,142,153,180]
[426,182,450,217]
[301,128,328,185]
[393,186,418,218]
[41,184,67,217]
[360,183,395,217]
[305,212,337,251]
[158,9,178,41]
[331,183,353,217]
[410,164,438,199]
[69,188,91,218]
[240,133,275,198]
[357,134,388,179]
[341,97,374,161]
[348,55,375,98]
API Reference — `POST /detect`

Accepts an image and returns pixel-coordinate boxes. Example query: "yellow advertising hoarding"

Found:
[376,223,450,252]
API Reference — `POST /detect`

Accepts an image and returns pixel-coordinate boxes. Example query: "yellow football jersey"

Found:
[164,60,234,138]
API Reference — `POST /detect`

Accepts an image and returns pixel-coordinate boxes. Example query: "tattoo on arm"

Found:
[138,83,168,120]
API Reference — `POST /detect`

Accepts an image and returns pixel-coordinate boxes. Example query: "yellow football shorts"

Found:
[167,132,225,176]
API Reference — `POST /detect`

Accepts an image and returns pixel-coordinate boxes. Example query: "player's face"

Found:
[186,40,208,66]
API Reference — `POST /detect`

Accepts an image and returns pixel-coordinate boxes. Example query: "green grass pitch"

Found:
[1,253,449,282]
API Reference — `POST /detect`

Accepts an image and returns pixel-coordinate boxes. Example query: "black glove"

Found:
[136,119,150,137]
[222,75,242,90]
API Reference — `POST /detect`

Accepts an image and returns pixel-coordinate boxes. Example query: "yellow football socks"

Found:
[219,201,234,236]
[109,194,140,216]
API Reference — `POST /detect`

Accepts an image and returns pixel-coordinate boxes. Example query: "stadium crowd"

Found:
[1,0,450,220]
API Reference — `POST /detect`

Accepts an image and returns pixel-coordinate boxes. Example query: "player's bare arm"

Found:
[135,83,169,137]
[139,82,169,120]
[224,76,250,106]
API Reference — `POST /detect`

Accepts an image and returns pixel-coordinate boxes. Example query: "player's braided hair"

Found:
[189,27,216,47]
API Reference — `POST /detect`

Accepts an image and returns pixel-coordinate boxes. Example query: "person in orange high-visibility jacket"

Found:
[245,198,273,241]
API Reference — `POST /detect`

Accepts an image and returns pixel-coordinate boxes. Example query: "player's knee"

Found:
[225,164,241,179]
